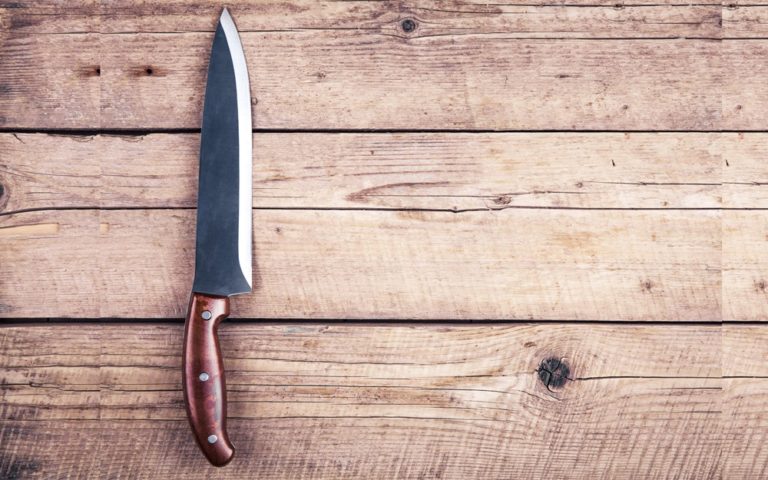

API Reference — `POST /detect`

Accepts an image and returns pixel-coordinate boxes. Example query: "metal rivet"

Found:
[207,435,218,444]
[201,310,212,320]
[199,372,209,382]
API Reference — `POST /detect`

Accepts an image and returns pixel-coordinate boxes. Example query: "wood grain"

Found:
[0,3,731,130]
[183,293,235,467]
[723,325,768,479]
[724,133,768,209]
[724,5,768,38]
[0,323,724,479]
[0,132,724,213]
[0,208,721,319]
[723,39,768,131]
[1,1,724,35]
[723,212,768,321]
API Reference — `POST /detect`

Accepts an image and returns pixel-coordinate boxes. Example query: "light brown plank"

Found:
[0,208,721,319]
[0,132,724,213]
[0,33,100,130]
[724,5,768,38]
[723,211,768,321]
[100,35,727,131]
[723,133,768,209]
[724,325,768,479]
[723,39,768,131]
[102,2,722,38]
[0,1,724,36]
[0,7,732,130]
[0,323,722,479]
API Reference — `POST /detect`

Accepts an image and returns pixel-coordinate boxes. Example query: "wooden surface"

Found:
[0,0,766,478]
[1,323,725,479]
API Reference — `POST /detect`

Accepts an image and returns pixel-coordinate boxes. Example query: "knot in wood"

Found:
[401,19,417,33]
[538,357,570,389]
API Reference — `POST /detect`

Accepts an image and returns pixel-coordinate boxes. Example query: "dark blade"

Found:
[192,8,252,297]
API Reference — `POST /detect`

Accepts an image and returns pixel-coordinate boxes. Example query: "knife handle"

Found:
[182,292,235,467]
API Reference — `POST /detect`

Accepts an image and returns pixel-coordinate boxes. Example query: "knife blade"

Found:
[182,7,251,467]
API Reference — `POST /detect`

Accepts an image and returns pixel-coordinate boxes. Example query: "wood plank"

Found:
[101,2,722,39]
[724,325,768,479]
[723,39,768,131]
[0,208,721,319]
[723,211,768,321]
[723,133,768,209]
[0,323,723,479]
[1,1,724,36]
[0,132,724,213]
[0,33,100,129]
[92,35,730,131]
[0,29,727,129]
[724,5,768,38]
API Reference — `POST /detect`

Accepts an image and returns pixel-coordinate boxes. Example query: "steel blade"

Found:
[192,8,252,297]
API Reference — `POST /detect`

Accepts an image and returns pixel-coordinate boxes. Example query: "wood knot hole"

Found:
[538,357,570,389]
[0,181,8,212]
[401,19,417,33]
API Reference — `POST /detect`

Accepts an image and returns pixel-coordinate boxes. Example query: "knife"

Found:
[182,8,251,467]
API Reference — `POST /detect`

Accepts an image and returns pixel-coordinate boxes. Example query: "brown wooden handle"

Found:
[182,292,235,466]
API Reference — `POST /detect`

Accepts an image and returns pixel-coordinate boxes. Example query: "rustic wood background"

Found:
[0,1,765,478]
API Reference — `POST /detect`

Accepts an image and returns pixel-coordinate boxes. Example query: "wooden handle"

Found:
[182,292,235,466]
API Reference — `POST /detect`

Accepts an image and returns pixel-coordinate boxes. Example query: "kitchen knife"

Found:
[182,8,251,467]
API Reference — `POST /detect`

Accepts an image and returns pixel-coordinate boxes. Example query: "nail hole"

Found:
[145,67,153,75]
[401,19,417,33]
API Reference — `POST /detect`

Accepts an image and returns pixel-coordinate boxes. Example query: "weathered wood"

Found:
[0,208,721,319]
[723,212,768,321]
[723,325,768,479]
[724,133,768,209]
[1,1,724,36]
[723,39,768,131]
[724,5,768,38]
[0,2,732,130]
[0,323,723,479]
[0,132,725,213]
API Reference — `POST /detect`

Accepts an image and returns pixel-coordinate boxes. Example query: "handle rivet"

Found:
[207,435,218,444]
[201,310,212,320]
[199,372,209,381]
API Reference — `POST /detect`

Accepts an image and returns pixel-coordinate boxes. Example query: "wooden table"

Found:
[0,1,764,478]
